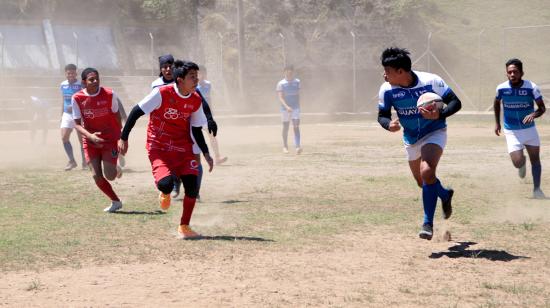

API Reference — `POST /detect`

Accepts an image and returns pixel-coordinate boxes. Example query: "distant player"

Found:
[119,61,214,239]
[377,47,461,240]
[494,58,546,199]
[60,64,86,170]
[276,65,302,154]
[72,68,124,213]
[198,65,228,165]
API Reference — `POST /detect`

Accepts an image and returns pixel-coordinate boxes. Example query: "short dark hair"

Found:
[81,67,99,80]
[173,61,199,82]
[381,47,412,72]
[65,64,77,71]
[506,58,523,72]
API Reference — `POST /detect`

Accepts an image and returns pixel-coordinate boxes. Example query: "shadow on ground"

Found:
[429,242,529,261]
[187,235,274,242]
[113,210,165,215]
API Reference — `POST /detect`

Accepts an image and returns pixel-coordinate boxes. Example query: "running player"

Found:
[198,65,228,165]
[151,55,218,200]
[72,68,124,213]
[377,47,462,240]
[60,64,86,170]
[119,61,214,239]
[494,58,546,199]
[276,65,302,154]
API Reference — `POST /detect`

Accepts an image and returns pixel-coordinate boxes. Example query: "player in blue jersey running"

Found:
[59,64,86,171]
[494,58,546,199]
[277,65,302,154]
[377,47,462,240]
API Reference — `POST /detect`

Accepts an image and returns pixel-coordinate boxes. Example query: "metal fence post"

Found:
[350,31,356,112]
[149,32,154,76]
[279,32,286,67]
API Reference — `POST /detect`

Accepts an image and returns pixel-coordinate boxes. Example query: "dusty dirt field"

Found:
[1,117,550,307]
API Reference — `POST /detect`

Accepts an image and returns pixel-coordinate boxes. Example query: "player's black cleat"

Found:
[419,224,433,240]
[442,189,454,219]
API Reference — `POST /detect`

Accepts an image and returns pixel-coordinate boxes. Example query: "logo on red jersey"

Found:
[163,108,190,120]
[190,160,199,169]
[83,109,95,119]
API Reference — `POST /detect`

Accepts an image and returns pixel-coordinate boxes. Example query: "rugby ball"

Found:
[417,92,443,111]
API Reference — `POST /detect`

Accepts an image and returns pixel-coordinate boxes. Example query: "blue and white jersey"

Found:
[276,78,300,110]
[496,80,542,130]
[197,80,211,102]
[151,77,172,89]
[60,80,82,113]
[378,71,452,145]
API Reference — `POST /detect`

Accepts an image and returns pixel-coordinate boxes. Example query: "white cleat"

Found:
[104,200,122,213]
[533,188,546,199]
[296,147,303,155]
[283,147,289,154]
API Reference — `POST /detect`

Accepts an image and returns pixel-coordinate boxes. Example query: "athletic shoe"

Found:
[442,189,454,219]
[116,165,123,179]
[64,161,77,171]
[418,224,433,240]
[533,188,546,199]
[518,163,526,179]
[283,147,289,154]
[215,157,228,165]
[178,225,201,239]
[159,192,171,210]
[103,200,122,213]
[296,147,303,155]
[118,154,126,168]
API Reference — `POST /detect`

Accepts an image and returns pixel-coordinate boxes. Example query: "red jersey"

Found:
[72,87,121,147]
[143,85,203,153]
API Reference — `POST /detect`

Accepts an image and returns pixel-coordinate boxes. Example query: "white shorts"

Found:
[405,128,447,161]
[281,108,300,122]
[60,112,75,129]
[504,126,540,153]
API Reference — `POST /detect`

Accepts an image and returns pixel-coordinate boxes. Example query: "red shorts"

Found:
[84,142,119,165]
[148,150,200,185]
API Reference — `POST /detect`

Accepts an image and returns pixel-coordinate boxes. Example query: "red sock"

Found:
[180,196,197,225]
[94,177,120,201]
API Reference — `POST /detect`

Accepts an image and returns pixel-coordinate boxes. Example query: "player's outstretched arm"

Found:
[523,99,546,124]
[439,91,462,119]
[118,105,145,155]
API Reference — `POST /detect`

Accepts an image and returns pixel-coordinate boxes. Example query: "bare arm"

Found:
[523,98,546,124]
[278,91,292,111]
[74,118,105,146]
[493,98,501,136]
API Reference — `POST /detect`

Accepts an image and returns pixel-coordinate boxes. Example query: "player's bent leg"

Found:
[418,144,444,239]
[61,128,77,170]
[282,121,290,153]
[157,175,174,210]
[509,149,527,178]
[89,158,121,212]
[76,130,87,169]
[178,174,201,239]
[408,158,423,188]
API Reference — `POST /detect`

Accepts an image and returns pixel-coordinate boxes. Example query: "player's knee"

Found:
[181,175,199,198]
[93,174,105,183]
[420,166,436,182]
[157,176,174,194]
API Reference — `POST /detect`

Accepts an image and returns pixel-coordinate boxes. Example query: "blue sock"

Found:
[435,178,450,201]
[422,182,438,226]
[532,162,542,189]
[196,164,204,193]
[63,142,75,162]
